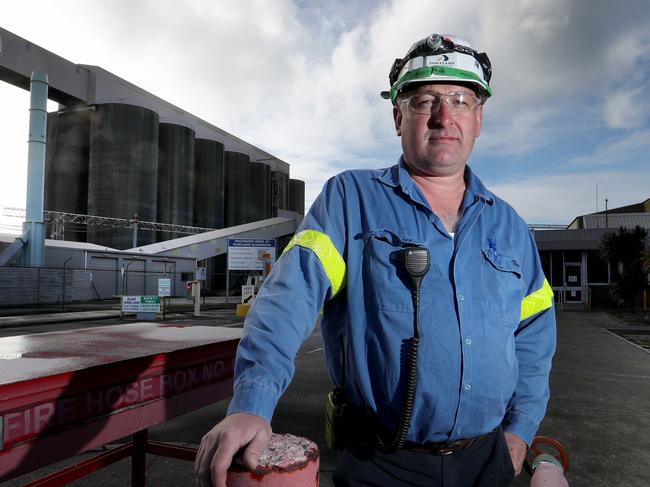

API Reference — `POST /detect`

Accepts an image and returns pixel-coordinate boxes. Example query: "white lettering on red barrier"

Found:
[1,359,231,450]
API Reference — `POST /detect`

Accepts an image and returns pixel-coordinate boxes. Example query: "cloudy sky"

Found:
[1,0,649,233]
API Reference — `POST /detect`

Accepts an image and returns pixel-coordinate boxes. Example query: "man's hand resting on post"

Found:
[194,412,272,487]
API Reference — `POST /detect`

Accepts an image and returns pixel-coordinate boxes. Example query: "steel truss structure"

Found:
[0,207,215,240]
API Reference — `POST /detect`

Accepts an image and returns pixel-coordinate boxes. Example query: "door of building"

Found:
[564,263,582,303]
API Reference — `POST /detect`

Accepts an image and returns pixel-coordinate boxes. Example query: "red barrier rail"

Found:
[0,323,241,485]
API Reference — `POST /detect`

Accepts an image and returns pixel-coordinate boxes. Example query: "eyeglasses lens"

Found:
[405,93,477,115]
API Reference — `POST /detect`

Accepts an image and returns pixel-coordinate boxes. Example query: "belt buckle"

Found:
[438,439,468,455]
[439,446,455,455]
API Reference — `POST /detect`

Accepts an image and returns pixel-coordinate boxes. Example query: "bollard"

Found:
[527,436,570,487]
[227,433,319,486]
[530,460,569,487]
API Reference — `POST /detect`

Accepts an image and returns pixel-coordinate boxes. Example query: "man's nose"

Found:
[428,99,454,126]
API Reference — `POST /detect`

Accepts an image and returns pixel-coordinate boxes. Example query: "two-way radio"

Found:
[325,246,431,452]
[380,246,430,451]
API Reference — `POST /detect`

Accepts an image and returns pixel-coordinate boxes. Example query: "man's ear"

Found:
[475,104,483,138]
[393,105,402,136]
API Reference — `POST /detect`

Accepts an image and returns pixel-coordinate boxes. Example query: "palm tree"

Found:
[600,226,648,310]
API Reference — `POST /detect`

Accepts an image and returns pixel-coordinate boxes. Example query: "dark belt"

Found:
[402,430,495,455]
[344,405,496,456]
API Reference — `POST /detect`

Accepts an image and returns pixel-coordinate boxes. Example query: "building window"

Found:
[563,250,582,263]
[539,251,551,282]
[551,251,563,287]
[586,250,609,284]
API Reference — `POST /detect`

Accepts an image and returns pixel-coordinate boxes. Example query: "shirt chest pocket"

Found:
[481,247,524,325]
[358,229,430,313]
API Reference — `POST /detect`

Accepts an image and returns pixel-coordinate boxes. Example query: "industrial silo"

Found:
[224,151,250,226]
[289,179,305,215]
[195,139,225,294]
[87,103,159,249]
[248,162,271,222]
[157,123,195,241]
[194,138,225,229]
[272,170,289,216]
[44,109,90,242]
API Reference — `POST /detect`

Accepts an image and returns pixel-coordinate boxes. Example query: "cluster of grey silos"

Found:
[44,102,300,251]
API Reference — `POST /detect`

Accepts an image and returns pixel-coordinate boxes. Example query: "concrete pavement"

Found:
[0,297,237,329]
[516,310,650,487]
[1,309,649,486]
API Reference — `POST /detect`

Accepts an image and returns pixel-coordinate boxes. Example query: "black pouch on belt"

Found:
[325,387,347,450]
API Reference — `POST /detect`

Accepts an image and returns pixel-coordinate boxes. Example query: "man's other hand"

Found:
[194,412,272,487]
[504,431,527,476]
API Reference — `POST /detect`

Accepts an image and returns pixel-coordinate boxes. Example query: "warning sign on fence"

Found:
[122,296,161,313]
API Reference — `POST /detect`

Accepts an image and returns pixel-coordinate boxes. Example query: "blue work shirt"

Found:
[228,158,556,445]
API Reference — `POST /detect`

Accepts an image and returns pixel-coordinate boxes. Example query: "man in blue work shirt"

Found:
[195,33,556,487]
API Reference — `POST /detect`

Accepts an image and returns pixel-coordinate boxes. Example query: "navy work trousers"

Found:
[333,428,515,487]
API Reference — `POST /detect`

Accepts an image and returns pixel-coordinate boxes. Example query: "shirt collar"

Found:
[378,156,495,207]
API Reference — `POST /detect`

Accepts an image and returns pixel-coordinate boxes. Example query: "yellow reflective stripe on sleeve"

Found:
[283,229,347,297]
[520,278,554,321]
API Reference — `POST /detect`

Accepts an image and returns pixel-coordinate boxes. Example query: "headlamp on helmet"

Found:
[381,34,493,103]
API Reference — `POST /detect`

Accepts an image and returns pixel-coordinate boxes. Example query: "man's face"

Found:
[393,83,483,177]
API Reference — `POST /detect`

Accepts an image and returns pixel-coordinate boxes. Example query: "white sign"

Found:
[122,296,161,313]
[241,285,256,304]
[228,239,277,271]
[158,278,171,297]
[196,267,207,281]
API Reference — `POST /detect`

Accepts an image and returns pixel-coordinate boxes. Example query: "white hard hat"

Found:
[381,33,492,103]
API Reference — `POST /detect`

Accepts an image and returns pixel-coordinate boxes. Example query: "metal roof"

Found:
[533,228,611,251]
[576,213,650,230]
[127,211,302,260]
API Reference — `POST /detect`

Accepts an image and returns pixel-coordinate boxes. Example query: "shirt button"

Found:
[459,294,465,302]
[464,384,471,391]
[465,338,472,346]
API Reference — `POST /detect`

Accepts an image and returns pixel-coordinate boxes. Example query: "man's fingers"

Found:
[242,428,272,470]
[195,432,220,487]
[211,432,247,487]
[194,413,272,487]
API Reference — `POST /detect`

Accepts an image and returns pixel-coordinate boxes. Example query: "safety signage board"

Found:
[122,296,161,313]
[158,278,171,297]
[195,267,207,281]
[241,285,255,304]
[227,239,277,271]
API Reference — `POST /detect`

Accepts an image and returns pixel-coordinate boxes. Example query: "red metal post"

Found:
[131,430,148,487]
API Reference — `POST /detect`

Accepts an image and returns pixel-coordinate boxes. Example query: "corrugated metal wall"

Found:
[194,138,225,229]
[44,109,90,241]
[0,267,93,305]
[87,103,159,249]
[157,123,195,241]
[43,102,304,255]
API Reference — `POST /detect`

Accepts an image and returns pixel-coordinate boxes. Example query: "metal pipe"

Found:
[62,257,72,311]
[23,72,49,267]
[123,260,136,296]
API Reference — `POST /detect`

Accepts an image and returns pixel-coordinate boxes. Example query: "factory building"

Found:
[0,27,303,303]
[533,198,650,309]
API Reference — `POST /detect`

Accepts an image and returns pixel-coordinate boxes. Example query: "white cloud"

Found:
[603,90,645,129]
[0,85,31,208]
[564,129,650,168]
[1,0,650,224]
[488,170,650,224]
